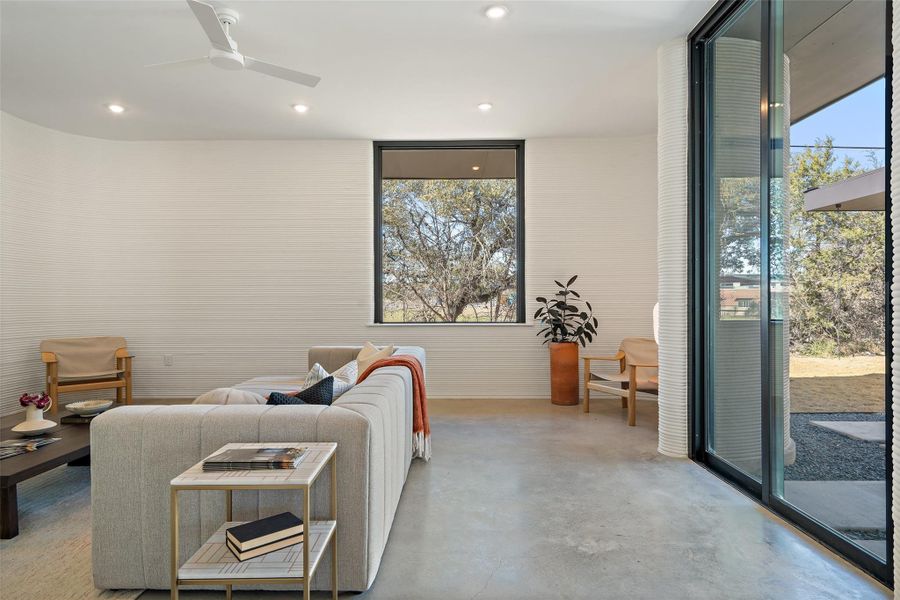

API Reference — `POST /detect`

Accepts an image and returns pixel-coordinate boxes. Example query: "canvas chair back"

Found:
[619,337,659,382]
[40,336,126,378]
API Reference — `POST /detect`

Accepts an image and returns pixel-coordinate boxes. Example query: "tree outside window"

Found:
[375,143,524,323]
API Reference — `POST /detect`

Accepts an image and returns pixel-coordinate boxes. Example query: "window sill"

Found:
[367,322,535,327]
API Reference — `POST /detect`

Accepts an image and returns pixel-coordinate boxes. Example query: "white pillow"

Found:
[305,359,358,399]
[194,388,266,405]
[356,342,395,374]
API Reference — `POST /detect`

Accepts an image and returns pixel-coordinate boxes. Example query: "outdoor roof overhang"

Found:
[725,0,885,123]
[786,0,885,123]
[803,167,885,212]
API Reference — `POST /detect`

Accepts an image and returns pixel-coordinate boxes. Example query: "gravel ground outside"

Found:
[785,412,886,481]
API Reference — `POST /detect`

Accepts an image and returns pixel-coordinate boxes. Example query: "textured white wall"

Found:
[656,39,689,457]
[0,113,658,415]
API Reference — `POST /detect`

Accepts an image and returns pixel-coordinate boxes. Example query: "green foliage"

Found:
[534,276,598,347]
[786,138,885,356]
[382,178,517,322]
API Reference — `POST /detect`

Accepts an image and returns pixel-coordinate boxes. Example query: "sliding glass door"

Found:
[691,0,891,584]
[703,0,764,485]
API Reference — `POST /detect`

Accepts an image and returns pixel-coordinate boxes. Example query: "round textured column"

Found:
[706,37,794,467]
[656,37,794,462]
[657,38,690,457]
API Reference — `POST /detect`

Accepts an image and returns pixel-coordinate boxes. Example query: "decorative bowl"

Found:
[65,399,114,416]
[12,419,57,436]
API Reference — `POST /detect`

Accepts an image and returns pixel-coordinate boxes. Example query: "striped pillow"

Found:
[305,360,357,399]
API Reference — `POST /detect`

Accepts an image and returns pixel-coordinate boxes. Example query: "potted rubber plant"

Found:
[535,276,598,405]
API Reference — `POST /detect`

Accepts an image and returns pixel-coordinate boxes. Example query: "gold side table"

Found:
[169,442,337,600]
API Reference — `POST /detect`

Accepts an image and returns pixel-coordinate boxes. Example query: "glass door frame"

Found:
[688,0,894,585]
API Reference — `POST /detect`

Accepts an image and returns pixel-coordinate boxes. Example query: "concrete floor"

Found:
[142,398,891,600]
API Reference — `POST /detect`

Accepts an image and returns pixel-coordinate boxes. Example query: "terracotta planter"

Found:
[549,341,579,406]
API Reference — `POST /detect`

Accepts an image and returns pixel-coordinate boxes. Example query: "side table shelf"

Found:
[178,520,336,581]
[169,442,337,600]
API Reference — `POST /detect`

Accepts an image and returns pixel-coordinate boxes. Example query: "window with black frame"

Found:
[374,142,525,324]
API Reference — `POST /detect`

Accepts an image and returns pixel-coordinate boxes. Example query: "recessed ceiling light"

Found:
[472,165,481,171]
[292,104,309,114]
[485,5,508,19]
[477,102,493,112]
[107,104,125,114]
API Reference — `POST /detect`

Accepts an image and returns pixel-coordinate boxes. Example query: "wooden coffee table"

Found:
[0,409,92,539]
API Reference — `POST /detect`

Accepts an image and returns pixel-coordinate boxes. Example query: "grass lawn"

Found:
[789,354,885,413]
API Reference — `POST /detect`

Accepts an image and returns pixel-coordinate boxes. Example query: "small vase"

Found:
[549,341,579,406]
[25,404,45,423]
[13,398,56,436]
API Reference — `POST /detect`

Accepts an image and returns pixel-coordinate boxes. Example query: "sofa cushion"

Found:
[357,342,395,375]
[193,388,267,405]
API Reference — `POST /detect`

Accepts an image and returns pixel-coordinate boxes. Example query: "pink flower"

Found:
[19,392,52,409]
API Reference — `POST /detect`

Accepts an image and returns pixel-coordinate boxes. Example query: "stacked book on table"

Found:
[226,512,304,561]
[202,446,307,472]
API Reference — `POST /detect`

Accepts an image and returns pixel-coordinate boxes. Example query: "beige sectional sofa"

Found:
[91,346,424,592]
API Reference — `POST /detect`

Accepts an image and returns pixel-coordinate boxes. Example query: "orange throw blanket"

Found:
[357,355,431,461]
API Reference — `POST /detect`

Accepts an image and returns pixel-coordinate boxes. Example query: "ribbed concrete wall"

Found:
[707,38,763,466]
[656,38,690,457]
[0,113,660,415]
[656,36,794,463]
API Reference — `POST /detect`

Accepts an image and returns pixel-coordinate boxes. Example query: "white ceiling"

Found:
[0,1,714,141]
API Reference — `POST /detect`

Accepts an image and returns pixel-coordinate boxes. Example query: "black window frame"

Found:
[373,140,526,324]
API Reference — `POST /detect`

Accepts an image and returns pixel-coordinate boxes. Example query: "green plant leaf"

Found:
[554,280,564,288]
[567,275,578,286]
[536,296,547,303]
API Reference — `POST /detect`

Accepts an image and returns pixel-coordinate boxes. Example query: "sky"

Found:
[790,78,885,168]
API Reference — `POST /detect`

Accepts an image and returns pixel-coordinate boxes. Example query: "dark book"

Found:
[202,446,307,471]
[226,534,303,561]
[226,512,304,551]
[61,414,97,425]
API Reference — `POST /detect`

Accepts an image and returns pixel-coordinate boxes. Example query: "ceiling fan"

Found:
[146,0,321,88]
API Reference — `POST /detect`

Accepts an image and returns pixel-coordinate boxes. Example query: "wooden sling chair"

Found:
[40,336,133,415]
[583,337,658,426]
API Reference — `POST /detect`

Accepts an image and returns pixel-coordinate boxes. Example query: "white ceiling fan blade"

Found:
[145,57,208,69]
[244,57,321,88]
[186,0,233,51]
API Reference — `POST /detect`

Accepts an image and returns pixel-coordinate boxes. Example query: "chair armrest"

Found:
[628,363,658,369]
[41,352,58,363]
[115,348,134,359]
[582,352,625,362]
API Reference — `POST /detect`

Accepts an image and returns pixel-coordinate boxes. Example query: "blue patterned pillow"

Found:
[267,376,334,406]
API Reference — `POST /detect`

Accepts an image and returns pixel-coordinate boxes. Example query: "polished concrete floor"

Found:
[142,398,891,600]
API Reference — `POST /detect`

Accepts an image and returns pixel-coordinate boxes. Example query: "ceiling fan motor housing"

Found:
[215,7,239,26]
[209,48,244,70]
